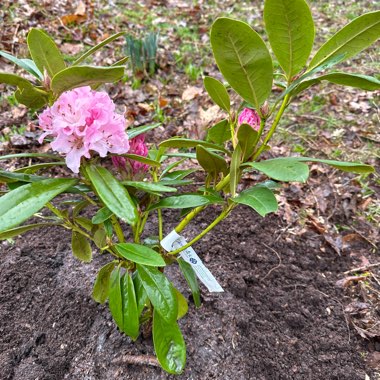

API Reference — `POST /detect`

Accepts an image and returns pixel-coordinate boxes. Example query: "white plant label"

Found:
[161,230,224,293]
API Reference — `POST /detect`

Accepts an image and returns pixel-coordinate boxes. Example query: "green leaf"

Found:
[203,76,230,112]
[92,207,113,224]
[0,223,58,240]
[0,153,61,161]
[210,18,273,110]
[137,264,178,323]
[264,0,315,79]
[108,267,123,330]
[14,162,66,174]
[93,227,107,249]
[245,158,310,182]
[230,145,242,197]
[92,261,116,304]
[71,231,92,262]
[160,138,230,154]
[133,272,149,316]
[148,194,223,211]
[119,154,160,167]
[196,145,228,175]
[15,85,49,109]
[0,73,48,109]
[0,178,77,231]
[122,181,177,195]
[86,165,138,226]
[161,169,196,181]
[74,217,93,231]
[308,11,380,72]
[27,28,66,78]
[178,258,201,307]
[127,123,161,139]
[287,156,375,174]
[0,51,43,79]
[207,119,231,145]
[51,66,125,95]
[174,288,188,320]
[232,186,278,217]
[120,273,140,340]
[153,309,186,375]
[115,243,166,267]
[73,31,126,65]
[303,72,380,92]
[237,123,258,161]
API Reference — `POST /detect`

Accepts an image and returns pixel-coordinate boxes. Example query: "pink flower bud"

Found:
[238,108,261,131]
[126,134,149,175]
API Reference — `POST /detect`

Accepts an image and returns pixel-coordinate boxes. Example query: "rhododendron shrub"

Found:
[0,1,379,375]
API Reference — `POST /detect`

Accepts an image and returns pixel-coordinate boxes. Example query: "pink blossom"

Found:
[38,86,130,173]
[238,108,261,131]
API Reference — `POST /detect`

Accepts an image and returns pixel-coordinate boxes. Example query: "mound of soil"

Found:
[0,207,372,379]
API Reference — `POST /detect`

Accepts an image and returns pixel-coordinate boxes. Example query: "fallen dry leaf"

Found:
[181,86,203,101]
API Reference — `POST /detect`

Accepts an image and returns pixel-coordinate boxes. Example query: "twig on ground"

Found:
[111,354,160,367]
[261,243,282,281]
[344,262,380,275]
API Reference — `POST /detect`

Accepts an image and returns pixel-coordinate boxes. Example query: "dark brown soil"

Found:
[0,206,374,380]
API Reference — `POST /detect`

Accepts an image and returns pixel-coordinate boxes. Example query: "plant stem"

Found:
[252,94,290,161]
[168,205,234,255]
[111,215,125,243]
[152,170,163,241]
[174,173,231,233]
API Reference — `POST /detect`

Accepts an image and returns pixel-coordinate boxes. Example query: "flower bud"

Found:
[237,108,260,131]
[260,101,270,118]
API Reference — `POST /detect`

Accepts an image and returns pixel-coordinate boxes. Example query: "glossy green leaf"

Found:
[108,267,123,330]
[14,162,66,174]
[207,119,231,145]
[15,85,49,109]
[232,186,278,217]
[127,123,161,139]
[211,18,273,109]
[161,169,196,181]
[137,264,178,323]
[0,51,43,79]
[115,243,166,267]
[0,153,61,161]
[148,194,223,212]
[153,309,186,375]
[92,261,116,304]
[159,179,193,187]
[264,0,315,79]
[245,158,310,182]
[161,158,187,177]
[203,76,230,112]
[71,231,92,262]
[120,273,140,340]
[133,271,149,316]
[178,258,201,307]
[174,288,189,320]
[288,156,375,174]
[230,145,242,197]
[92,207,113,224]
[0,178,77,231]
[160,138,229,154]
[51,66,124,95]
[0,170,46,184]
[27,28,66,78]
[86,165,138,226]
[0,72,34,88]
[237,123,258,161]
[308,11,380,71]
[0,223,58,240]
[74,217,93,231]
[122,181,177,194]
[196,145,228,175]
[291,72,380,95]
[119,154,160,167]
[73,31,126,65]
[93,227,107,249]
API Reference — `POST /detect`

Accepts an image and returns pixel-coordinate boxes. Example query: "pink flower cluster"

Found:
[112,134,149,176]
[238,108,261,131]
[38,86,130,173]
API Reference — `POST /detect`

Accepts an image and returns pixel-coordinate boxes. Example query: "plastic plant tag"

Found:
[161,230,224,293]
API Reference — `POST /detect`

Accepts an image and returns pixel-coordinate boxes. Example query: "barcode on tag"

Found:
[161,230,224,293]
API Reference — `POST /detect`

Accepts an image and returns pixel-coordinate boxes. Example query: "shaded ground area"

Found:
[0,207,377,379]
